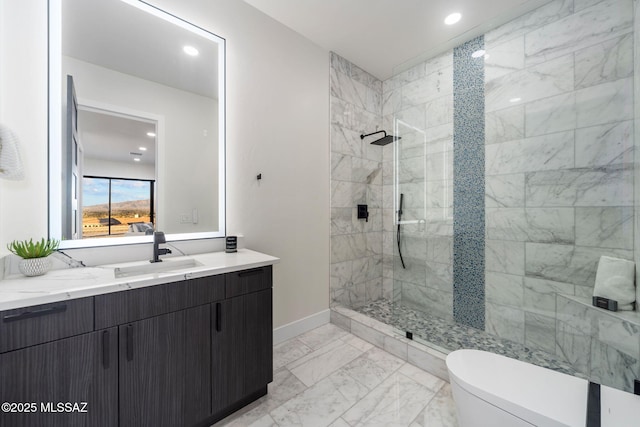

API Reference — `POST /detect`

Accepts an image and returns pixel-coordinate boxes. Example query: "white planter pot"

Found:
[19,257,52,277]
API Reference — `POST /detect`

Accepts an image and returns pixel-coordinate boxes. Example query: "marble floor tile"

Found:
[216,324,461,427]
[265,369,309,411]
[251,415,278,427]
[410,384,459,427]
[214,368,308,427]
[296,323,349,350]
[288,338,364,387]
[270,369,370,427]
[286,338,344,370]
[273,338,313,371]
[328,418,352,427]
[342,371,437,426]
[398,363,446,392]
[340,346,406,389]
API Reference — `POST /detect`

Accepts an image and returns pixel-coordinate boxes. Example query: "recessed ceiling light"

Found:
[183,45,199,56]
[471,49,486,58]
[139,146,147,151]
[146,132,156,137]
[510,97,522,103]
[444,13,462,25]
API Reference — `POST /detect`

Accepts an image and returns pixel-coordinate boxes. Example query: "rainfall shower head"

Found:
[360,130,401,146]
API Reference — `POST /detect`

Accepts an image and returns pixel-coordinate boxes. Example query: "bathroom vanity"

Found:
[0,249,277,427]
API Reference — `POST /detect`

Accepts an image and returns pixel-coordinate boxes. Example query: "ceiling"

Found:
[243,0,553,80]
[63,0,220,98]
[79,109,157,167]
[62,0,219,170]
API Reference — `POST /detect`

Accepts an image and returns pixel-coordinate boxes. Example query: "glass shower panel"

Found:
[383,46,456,352]
[389,82,455,352]
[393,119,428,312]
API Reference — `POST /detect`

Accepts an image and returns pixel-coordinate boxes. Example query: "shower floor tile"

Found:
[355,299,579,377]
[212,322,458,427]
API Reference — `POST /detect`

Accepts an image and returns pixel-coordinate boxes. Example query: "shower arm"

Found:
[360,130,387,140]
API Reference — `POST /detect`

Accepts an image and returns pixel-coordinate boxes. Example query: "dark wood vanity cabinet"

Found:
[0,299,117,427]
[0,265,273,427]
[119,305,211,427]
[213,267,273,415]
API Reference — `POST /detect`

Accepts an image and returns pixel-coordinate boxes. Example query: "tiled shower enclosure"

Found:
[331,0,640,393]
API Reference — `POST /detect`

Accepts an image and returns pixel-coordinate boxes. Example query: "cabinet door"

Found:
[244,288,273,390]
[119,305,210,427]
[0,328,118,427]
[212,288,272,414]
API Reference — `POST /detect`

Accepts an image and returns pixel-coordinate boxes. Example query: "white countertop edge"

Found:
[0,249,279,311]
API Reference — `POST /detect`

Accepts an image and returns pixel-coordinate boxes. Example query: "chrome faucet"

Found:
[151,231,172,263]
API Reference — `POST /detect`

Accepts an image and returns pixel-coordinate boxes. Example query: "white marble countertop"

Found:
[0,249,279,311]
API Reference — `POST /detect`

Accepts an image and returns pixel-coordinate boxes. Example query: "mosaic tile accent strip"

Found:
[453,36,486,329]
[354,300,580,377]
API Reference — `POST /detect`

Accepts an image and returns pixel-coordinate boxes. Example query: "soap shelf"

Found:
[561,294,640,327]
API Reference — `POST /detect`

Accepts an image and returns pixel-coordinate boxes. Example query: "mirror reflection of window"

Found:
[82,177,109,238]
[82,177,154,238]
[76,107,157,239]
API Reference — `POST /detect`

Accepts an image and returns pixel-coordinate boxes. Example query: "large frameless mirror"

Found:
[49,0,225,248]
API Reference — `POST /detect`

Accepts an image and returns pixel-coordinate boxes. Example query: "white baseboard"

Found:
[273,309,330,345]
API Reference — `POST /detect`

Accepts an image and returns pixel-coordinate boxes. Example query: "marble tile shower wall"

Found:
[636,0,640,302]
[556,294,639,392]
[330,53,386,308]
[332,2,638,389]
[381,53,455,320]
[483,0,635,353]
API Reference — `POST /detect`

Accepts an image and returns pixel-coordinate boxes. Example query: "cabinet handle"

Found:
[216,302,222,332]
[126,325,134,361]
[238,268,263,277]
[2,304,67,322]
[102,330,110,369]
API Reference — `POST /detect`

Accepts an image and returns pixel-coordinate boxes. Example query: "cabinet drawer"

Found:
[95,274,224,328]
[225,265,272,298]
[0,298,94,353]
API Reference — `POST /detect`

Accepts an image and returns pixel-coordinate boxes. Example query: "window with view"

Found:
[82,176,155,238]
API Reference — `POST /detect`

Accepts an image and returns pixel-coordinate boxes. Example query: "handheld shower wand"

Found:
[397,193,406,269]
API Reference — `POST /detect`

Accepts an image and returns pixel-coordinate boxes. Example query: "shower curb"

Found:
[330,305,450,382]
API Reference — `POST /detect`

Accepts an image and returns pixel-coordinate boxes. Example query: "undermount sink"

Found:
[113,258,203,278]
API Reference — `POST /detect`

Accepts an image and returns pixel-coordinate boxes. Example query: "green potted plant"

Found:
[7,238,60,277]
